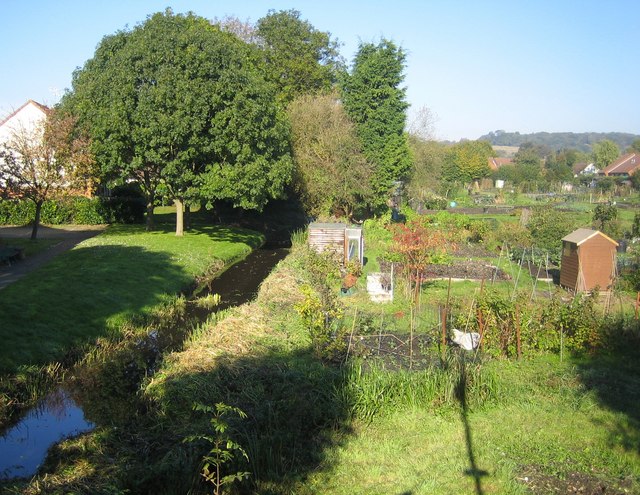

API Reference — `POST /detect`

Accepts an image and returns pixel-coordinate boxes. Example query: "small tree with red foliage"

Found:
[389,218,451,301]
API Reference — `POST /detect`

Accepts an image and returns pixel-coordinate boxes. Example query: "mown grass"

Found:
[0,222,263,372]
[5,211,640,494]
[300,354,640,495]
[10,235,636,495]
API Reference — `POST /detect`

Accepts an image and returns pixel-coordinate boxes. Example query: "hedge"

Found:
[0,196,145,225]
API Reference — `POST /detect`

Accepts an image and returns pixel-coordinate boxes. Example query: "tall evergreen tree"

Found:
[341,39,411,210]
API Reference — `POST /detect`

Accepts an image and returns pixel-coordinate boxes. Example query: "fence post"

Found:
[440,304,447,361]
[477,308,484,350]
[515,303,522,360]
[636,292,639,320]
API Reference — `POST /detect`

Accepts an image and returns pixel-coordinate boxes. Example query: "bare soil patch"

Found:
[519,465,634,494]
[379,258,511,281]
[347,333,437,370]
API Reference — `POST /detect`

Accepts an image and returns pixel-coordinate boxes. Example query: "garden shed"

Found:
[308,222,363,265]
[559,228,618,293]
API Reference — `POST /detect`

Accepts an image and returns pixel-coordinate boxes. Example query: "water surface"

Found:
[0,389,94,479]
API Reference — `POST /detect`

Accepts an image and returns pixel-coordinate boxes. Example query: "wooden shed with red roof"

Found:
[559,228,618,293]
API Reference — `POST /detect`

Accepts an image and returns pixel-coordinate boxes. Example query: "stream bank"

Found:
[0,246,289,481]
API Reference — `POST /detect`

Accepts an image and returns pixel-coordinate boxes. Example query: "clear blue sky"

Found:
[2,0,638,141]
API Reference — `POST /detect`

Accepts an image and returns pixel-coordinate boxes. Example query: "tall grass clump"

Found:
[0,362,65,427]
[342,354,500,421]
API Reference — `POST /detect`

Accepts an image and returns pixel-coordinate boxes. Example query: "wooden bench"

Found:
[0,246,25,266]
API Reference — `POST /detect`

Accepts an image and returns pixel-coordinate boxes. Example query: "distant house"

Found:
[488,157,513,171]
[559,228,618,293]
[572,162,599,176]
[0,100,49,144]
[601,153,640,177]
[0,100,93,197]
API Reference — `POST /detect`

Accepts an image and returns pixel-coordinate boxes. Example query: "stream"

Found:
[0,246,289,480]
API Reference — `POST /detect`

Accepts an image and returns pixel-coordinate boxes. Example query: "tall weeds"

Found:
[342,353,499,421]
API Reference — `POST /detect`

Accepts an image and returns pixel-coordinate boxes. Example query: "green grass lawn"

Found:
[0,222,263,372]
[9,233,640,494]
[299,354,640,495]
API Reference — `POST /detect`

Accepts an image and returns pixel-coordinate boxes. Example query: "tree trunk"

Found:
[143,169,155,231]
[174,198,184,236]
[31,200,43,240]
[184,204,191,230]
[145,199,155,231]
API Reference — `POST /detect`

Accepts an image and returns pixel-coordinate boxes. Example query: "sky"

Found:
[2,0,639,141]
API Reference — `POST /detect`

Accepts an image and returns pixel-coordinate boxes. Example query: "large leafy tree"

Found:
[341,39,411,210]
[256,9,344,103]
[0,109,94,239]
[63,9,292,235]
[287,92,374,219]
[406,136,446,200]
[441,140,493,186]
[592,139,619,170]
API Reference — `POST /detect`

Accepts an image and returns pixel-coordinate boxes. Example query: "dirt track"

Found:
[0,225,106,290]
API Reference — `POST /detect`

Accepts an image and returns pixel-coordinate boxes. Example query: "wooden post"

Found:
[477,308,484,350]
[515,303,522,360]
[440,305,447,361]
[635,292,639,320]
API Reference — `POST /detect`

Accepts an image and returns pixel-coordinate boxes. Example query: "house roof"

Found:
[0,99,49,128]
[602,153,640,176]
[562,228,618,247]
[572,162,596,174]
[488,157,513,171]
[309,222,347,230]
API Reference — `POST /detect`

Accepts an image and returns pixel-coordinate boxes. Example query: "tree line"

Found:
[2,8,639,239]
[1,8,411,236]
[479,130,640,153]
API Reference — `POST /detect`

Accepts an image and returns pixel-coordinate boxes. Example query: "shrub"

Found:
[72,196,108,224]
[526,206,576,263]
[41,198,74,224]
[101,196,145,224]
[0,196,144,225]
[495,222,533,249]
[0,199,34,225]
[422,195,448,210]
[295,284,346,361]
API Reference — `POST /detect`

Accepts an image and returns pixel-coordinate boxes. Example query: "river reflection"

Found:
[0,389,94,479]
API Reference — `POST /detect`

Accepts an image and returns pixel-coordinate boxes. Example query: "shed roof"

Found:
[309,222,347,230]
[562,228,618,246]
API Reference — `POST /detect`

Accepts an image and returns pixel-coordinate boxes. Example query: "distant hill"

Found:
[478,130,640,153]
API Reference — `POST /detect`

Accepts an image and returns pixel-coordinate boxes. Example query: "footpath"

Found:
[0,225,105,290]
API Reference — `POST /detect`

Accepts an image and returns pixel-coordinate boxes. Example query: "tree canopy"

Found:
[62,9,292,234]
[441,140,493,185]
[341,39,411,210]
[592,140,620,170]
[256,9,344,103]
[287,92,374,219]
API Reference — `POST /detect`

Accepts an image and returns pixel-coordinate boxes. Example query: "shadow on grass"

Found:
[573,334,640,455]
[0,244,191,373]
[39,347,353,495]
[455,358,488,495]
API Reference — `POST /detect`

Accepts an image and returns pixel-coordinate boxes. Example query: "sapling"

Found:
[184,402,250,495]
